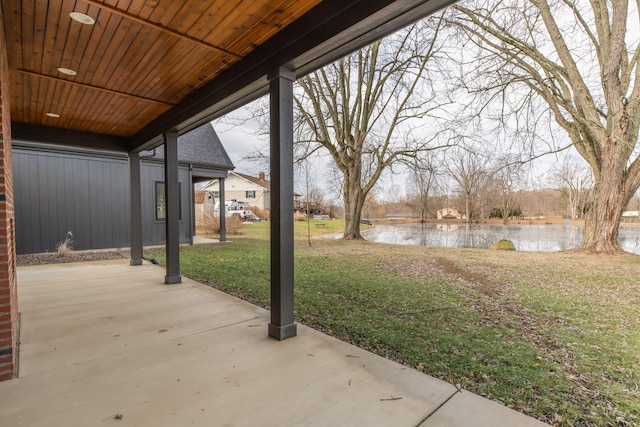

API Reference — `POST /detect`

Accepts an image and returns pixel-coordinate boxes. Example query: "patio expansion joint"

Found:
[180,314,270,338]
[414,386,463,426]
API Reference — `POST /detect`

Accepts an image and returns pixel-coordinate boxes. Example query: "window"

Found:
[155,181,182,221]
[246,190,256,198]
[155,182,165,220]
[212,190,219,198]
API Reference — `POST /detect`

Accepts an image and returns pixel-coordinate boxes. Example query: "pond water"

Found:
[354,223,640,254]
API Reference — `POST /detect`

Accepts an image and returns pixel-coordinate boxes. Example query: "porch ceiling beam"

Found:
[289,0,455,75]
[11,122,130,152]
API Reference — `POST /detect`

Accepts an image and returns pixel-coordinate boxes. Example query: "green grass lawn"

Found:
[212,218,351,240]
[150,221,640,426]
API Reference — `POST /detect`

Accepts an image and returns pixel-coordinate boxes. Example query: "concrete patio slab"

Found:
[0,261,548,426]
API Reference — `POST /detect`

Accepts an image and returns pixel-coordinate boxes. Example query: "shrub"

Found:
[198,213,244,236]
[56,231,75,257]
[249,206,270,220]
[294,212,308,221]
[489,239,516,250]
[489,207,523,219]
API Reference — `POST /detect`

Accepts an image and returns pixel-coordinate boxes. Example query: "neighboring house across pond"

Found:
[437,208,466,220]
[14,124,233,254]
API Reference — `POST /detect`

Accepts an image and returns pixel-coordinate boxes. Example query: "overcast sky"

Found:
[213,117,266,175]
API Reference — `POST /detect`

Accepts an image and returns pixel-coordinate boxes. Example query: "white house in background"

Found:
[437,208,466,220]
[204,171,271,211]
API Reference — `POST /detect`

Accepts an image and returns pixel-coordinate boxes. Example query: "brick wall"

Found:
[0,3,19,381]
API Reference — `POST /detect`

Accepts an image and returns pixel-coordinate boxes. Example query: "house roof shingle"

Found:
[234,172,270,191]
[151,123,234,170]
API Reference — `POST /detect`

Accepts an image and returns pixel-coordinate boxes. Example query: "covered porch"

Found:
[1,0,461,380]
[0,260,546,426]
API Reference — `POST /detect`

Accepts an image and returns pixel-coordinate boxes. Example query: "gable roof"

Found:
[233,172,271,191]
[150,123,234,170]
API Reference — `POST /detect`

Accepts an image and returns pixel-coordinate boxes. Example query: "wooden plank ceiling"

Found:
[2,0,455,152]
[3,0,321,139]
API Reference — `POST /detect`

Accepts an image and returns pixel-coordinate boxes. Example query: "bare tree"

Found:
[407,151,440,222]
[448,0,640,252]
[491,154,526,224]
[550,154,594,220]
[296,157,324,246]
[446,147,489,222]
[294,17,449,239]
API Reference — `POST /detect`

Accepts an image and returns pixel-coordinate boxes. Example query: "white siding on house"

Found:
[205,172,270,210]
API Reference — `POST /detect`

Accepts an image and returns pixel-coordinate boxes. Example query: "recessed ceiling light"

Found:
[69,12,95,25]
[57,67,77,76]
[46,113,61,118]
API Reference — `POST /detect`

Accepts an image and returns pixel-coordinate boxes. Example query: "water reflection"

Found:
[358,223,640,254]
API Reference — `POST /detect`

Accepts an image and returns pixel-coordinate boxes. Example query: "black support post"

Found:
[268,67,297,340]
[219,178,227,242]
[164,130,181,284]
[129,152,143,266]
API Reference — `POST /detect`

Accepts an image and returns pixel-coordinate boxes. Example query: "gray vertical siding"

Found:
[13,144,193,254]
[14,147,130,253]
[140,161,192,247]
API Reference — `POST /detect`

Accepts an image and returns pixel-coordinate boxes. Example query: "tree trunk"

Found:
[343,193,364,239]
[579,154,630,253]
[342,167,365,240]
[568,189,579,220]
[420,191,428,223]
[502,198,510,225]
[464,193,470,223]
